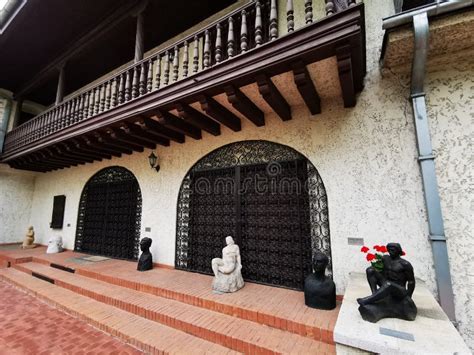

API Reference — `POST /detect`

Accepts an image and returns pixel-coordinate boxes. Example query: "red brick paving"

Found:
[0,280,142,355]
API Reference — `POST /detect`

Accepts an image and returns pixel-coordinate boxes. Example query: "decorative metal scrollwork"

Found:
[176,140,331,290]
[75,166,142,260]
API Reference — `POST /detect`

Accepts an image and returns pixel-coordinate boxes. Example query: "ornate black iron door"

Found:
[176,140,331,291]
[75,167,142,260]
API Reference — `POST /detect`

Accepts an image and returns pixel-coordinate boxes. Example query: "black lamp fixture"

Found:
[148,151,160,172]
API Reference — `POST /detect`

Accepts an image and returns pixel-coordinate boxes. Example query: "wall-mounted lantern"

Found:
[148,151,160,172]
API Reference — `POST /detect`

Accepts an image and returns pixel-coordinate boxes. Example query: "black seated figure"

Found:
[304,252,336,310]
[137,237,153,271]
[357,243,417,322]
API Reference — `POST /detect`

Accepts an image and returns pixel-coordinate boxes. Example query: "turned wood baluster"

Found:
[349,0,356,6]
[125,70,132,101]
[287,0,294,32]
[118,73,125,104]
[241,10,248,52]
[132,66,139,98]
[139,62,146,95]
[155,55,162,89]
[79,94,85,121]
[255,1,263,47]
[91,87,98,116]
[270,0,278,40]
[193,36,199,73]
[100,84,106,112]
[163,51,170,85]
[183,41,189,78]
[227,17,235,58]
[173,46,179,82]
[70,98,76,123]
[146,59,153,92]
[325,0,335,16]
[203,30,211,69]
[105,80,112,110]
[111,78,118,107]
[63,101,70,128]
[94,87,100,114]
[305,0,313,23]
[215,24,222,63]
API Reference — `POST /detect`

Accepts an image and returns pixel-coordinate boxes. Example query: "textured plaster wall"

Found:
[0,167,36,243]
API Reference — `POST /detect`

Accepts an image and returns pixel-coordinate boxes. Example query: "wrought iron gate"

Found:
[75,166,142,260]
[176,141,331,290]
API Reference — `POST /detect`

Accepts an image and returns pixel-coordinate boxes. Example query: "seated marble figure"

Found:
[357,242,417,322]
[211,236,244,293]
[137,237,153,271]
[304,252,336,310]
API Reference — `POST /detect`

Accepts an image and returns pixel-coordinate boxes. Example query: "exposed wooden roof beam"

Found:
[81,136,122,158]
[257,74,292,121]
[176,103,220,136]
[336,45,356,108]
[199,95,241,132]
[135,116,185,143]
[54,144,95,163]
[92,133,134,155]
[121,123,170,147]
[154,110,202,140]
[70,139,112,160]
[14,0,144,99]
[224,85,265,127]
[292,61,321,115]
[106,128,150,151]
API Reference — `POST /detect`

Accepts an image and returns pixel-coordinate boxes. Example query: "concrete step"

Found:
[27,253,339,344]
[0,267,239,355]
[12,262,335,354]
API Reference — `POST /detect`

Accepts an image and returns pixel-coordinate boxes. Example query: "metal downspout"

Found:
[411,12,456,321]
[0,96,12,154]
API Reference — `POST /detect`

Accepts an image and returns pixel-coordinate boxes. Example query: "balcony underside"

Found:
[2,5,365,172]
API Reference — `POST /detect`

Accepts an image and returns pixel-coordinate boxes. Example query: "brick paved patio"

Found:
[0,280,142,355]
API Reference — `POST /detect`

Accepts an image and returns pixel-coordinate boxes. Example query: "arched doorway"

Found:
[175,141,331,290]
[75,166,142,260]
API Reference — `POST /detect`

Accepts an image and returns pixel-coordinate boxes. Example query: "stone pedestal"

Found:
[212,264,244,293]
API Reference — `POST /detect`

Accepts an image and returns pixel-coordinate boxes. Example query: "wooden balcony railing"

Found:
[3,0,356,156]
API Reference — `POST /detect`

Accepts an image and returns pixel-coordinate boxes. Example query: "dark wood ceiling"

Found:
[0,0,237,105]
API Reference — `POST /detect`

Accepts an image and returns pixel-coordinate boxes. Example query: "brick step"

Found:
[13,262,335,354]
[0,268,238,355]
[29,254,338,343]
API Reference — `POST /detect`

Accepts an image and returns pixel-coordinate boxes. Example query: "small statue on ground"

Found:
[46,236,64,254]
[211,236,244,293]
[21,226,37,249]
[357,242,417,322]
[137,237,153,271]
[304,252,336,310]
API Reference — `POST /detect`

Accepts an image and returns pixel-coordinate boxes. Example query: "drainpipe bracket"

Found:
[410,92,426,99]
[418,154,435,161]
[429,234,446,241]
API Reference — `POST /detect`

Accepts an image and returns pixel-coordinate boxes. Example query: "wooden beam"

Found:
[292,61,321,115]
[55,65,66,105]
[14,0,145,98]
[224,85,264,127]
[60,142,106,161]
[81,136,122,158]
[198,95,241,132]
[135,115,185,143]
[9,160,48,173]
[106,128,150,151]
[154,110,201,140]
[54,144,95,163]
[42,148,80,166]
[92,133,134,155]
[256,74,292,121]
[176,103,220,136]
[70,139,112,160]
[120,123,170,147]
[16,158,53,172]
[28,154,66,170]
[336,45,356,108]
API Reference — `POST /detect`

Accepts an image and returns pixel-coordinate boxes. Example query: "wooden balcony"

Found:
[1,0,366,172]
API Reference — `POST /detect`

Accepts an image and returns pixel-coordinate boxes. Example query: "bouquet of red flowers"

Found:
[360,244,406,272]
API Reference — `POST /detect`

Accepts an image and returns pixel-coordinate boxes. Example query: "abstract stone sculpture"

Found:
[46,236,64,254]
[137,237,153,271]
[357,243,417,322]
[304,252,336,310]
[211,236,244,293]
[21,226,36,249]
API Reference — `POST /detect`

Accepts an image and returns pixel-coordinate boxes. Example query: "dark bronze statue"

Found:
[137,237,153,271]
[304,252,336,310]
[357,243,417,322]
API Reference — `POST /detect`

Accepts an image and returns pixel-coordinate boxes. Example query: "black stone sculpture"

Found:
[304,252,336,310]
[137,237,153,271]
[357,243,417,322]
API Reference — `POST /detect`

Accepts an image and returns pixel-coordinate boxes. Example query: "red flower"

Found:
[373,245,380,252]
[360,246,369,253]
[401,251,406,256]
[379,245,388,253]
[366,253,376,261]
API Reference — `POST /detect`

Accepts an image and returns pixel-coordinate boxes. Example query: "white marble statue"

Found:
[211,236,244,293]
[46,235,64,254]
